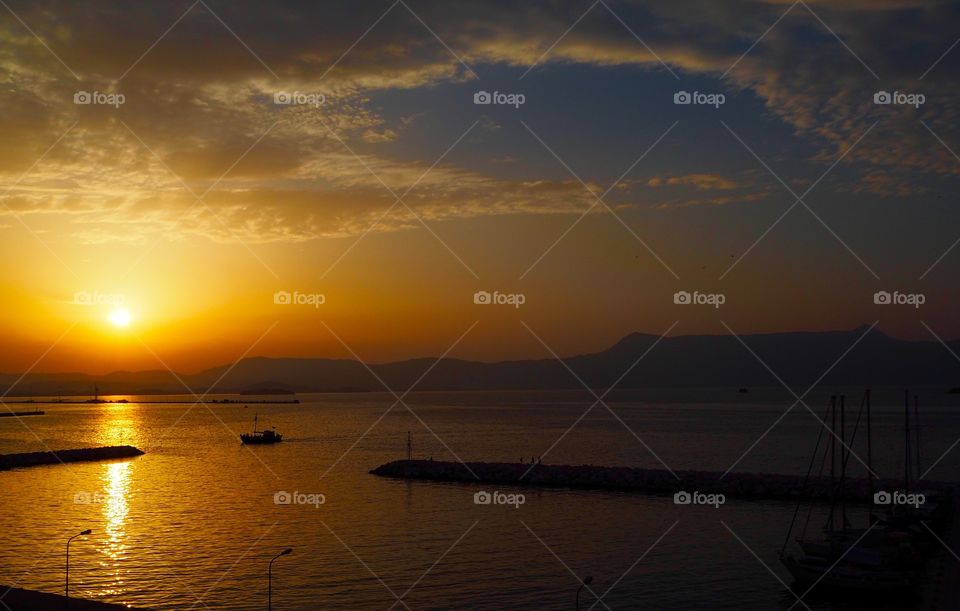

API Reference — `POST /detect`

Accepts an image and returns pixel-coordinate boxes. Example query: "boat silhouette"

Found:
[240,413,282,445]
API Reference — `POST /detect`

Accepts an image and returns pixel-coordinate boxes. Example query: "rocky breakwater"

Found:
[0,445,145,471]
[371,460,952,502]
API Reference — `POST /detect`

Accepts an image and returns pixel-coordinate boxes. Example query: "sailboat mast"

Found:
[828,395,837,534]
[866,389,875,523]
[904,390,911,492]
[840,395,849,528]
[914,394,922,482]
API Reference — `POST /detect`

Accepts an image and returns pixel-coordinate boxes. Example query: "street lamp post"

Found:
[65,529,92,611]
[268,548,292,611]
[576,575,594,611]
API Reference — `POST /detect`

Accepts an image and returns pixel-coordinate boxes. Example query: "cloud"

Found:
[647,174,738,190]
[1,0,958,245]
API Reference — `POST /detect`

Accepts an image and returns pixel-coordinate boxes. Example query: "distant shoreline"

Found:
[1,398,300,405]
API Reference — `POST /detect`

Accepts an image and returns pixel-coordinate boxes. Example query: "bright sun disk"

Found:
[108,308,132,328]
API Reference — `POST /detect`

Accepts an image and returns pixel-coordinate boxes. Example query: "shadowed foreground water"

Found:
[1,388,957,610]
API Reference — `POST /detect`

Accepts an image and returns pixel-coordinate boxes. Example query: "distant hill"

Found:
[2,326,959,396]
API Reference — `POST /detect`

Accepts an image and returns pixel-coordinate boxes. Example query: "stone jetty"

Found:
[0,446,144,471]
[371,460,952,502]
[0,585,151,610]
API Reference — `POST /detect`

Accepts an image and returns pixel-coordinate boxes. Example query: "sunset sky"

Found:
[1,0,959,374]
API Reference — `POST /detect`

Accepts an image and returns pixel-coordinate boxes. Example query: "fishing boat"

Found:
[240,413,282,444]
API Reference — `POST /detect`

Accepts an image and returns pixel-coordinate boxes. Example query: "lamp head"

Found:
[281,548,293,556]
[79,529,92,536]
[583,576,593,585]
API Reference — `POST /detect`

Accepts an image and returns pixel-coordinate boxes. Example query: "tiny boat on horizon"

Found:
[240,413,282,445]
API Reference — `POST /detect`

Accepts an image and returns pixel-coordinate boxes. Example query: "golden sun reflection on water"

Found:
[95,403,136,598]
[102,461,130,563]
[95,400,140,448]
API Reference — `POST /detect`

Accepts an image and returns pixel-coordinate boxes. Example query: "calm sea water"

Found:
[1,388,958,610]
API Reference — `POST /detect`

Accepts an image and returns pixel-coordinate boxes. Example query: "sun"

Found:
[107,308,132,328]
